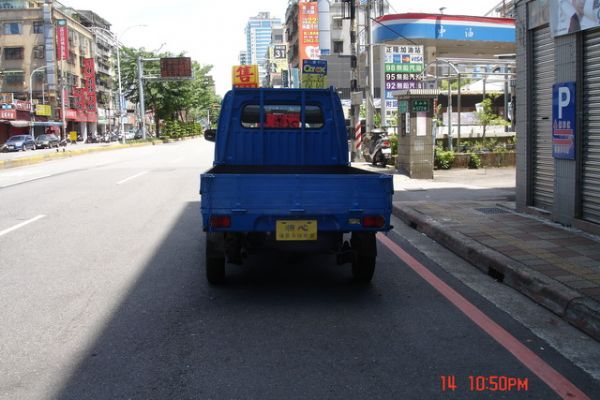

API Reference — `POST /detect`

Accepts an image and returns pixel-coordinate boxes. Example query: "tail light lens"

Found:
[362,216,385,228]
[382,140,390,147]
[210,215,231,228]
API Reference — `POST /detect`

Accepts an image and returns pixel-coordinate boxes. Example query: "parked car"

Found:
[124,131,136,140]
[1,135,36,152]
[35,134,60,149]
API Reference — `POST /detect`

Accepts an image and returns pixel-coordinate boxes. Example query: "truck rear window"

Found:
[241,104,324,129]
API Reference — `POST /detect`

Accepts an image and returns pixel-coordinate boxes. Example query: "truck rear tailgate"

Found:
[200,166,393,232]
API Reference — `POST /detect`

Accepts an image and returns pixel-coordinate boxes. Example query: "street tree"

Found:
[119,46,221,135]
[475,95,509,139]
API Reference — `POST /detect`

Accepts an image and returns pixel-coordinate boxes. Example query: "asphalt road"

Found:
[0,139,598,400]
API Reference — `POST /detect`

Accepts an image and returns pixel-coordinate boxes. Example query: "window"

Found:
[333,40,344,54]
[241,104,324,129]
[33,45,45,59]
[333,18,343,29]
[4,71,24,84]
[33,21,43,34]
[4,47,24,60]
[67,51,76,65]
[4,22,21,34]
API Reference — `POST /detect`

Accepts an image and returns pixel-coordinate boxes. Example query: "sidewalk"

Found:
[393,199,600,341]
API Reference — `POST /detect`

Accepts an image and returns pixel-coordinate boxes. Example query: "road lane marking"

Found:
[0,215,46,237]
[377,233,591,400]
[171,156,184,163]
[116,171,148,185]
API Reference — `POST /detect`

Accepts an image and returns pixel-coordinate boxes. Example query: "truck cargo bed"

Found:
[200,166,393,233]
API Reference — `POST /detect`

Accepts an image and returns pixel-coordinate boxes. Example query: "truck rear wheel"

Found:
[351,232,377,283]
[206,233,226,284]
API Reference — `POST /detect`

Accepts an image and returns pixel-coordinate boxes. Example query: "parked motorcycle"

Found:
[365,128,392,167]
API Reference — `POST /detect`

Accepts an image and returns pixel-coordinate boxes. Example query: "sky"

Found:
[62,0,504,97]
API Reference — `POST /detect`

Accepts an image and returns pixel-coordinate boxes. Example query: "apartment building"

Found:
[244,12,281,86]
[0,0,106,142]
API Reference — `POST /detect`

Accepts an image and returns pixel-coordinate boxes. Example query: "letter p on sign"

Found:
[558,86,571,119]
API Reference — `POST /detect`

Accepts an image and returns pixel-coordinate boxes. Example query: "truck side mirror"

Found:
[204,129,216,142]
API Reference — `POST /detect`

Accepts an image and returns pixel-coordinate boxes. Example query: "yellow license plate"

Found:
[276,220,317,241]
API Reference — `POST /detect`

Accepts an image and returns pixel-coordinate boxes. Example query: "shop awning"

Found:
[9,120,31,127]
[32,121,64,127]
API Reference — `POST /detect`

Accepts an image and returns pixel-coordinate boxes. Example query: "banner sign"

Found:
[35,104,52,116]
[15,100,31,112]
[298,1,320,67]
[552,82,576,160]
[82,58,97,117]
[412,100,430,113]
[0,93,14,103]
[56,19,69,61]
[273,45,287,59]
[301,59,327,89]
[232,65,259,88]
[0,109,17,120]
[549,0,600,36]
[65,109,78,120]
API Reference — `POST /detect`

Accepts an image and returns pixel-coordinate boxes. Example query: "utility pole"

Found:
[366,0,375,133]
[61,60,67,142]
[349,0,362,162]
[137,55,146,140]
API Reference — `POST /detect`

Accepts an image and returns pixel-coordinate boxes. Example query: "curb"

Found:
[0,136,201,170]
[392,203,600,342]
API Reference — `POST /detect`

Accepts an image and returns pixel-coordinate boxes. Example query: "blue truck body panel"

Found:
[200,87,393,235]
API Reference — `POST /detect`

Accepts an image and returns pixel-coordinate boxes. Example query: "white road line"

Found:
[117,171,148,185]
[0,215,46,238]
[171,156,184,163]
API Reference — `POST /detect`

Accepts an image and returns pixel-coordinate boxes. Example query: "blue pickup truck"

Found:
[200,87,393,284]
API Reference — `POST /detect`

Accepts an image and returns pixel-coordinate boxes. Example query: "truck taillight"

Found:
[362,216,385,228]
[210,215,231,228]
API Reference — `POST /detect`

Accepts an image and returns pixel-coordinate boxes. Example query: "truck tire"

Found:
[351,232,377,283]
[206,233,226,284]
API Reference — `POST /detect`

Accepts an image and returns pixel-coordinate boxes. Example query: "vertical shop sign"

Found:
[298,1,320,68]
[552,82,576,159]
[56,19,69,60]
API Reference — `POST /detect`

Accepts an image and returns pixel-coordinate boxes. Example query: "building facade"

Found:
[0,0,104,142]
[515,0,600,233]
[75,9,116,135]
[244,12,281,86]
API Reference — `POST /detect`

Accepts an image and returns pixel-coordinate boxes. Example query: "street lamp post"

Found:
[89,25,147,143]
[29,65,47,138]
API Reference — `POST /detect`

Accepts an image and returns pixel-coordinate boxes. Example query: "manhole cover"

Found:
[475,207,508,215]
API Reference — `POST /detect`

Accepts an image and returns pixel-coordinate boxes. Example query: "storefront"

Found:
[516,0,600,233]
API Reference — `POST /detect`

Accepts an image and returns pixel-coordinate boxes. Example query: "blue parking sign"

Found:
[552,82,576,160]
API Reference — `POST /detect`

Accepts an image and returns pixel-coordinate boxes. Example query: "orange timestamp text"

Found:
[440,375,529,392]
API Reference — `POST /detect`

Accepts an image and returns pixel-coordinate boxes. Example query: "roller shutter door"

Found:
[583,29,600,224]
[531,26,555,210]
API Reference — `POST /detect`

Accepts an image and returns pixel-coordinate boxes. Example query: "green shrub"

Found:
[468,152,481,169]
[389,135,398,155]
[435,147,455,169]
